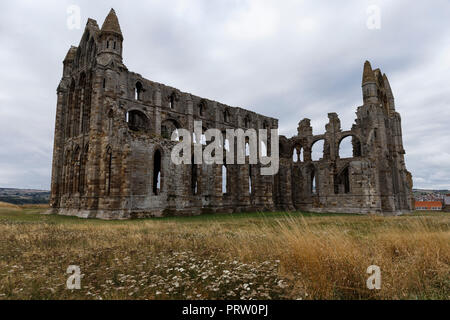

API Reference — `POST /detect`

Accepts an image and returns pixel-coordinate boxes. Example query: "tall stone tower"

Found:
[357,61,414,212]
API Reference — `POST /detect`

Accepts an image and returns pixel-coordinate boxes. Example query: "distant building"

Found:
[445,195,450,204]
[444,195,450,212]
[415,201,443,211]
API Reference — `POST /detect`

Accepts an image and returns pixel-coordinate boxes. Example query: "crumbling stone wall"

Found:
[274,61,414,215]
[49,10,413,219]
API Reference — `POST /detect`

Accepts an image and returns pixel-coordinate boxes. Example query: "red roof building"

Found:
[415,201,443,211]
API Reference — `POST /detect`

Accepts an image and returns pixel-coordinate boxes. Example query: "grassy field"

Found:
[0,204,448,300]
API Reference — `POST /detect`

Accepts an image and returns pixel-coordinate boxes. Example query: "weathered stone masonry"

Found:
[49,10,413,219]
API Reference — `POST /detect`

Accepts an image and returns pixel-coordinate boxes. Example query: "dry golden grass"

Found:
[0,202,20,209]
[0,209,448,300]
[19,204,50,209]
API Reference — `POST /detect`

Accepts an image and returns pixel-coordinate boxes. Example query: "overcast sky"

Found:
[0,0,449,190]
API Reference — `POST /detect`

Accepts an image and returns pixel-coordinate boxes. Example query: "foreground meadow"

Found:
[0,204,448,300]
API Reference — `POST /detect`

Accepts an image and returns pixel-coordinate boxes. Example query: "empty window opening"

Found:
[339,136,362,158]
[311,140,324,161]
[103,78,106,89]
[199,100,207,116]
[224,138,230,152]
[334,166,350,194]
[127,110,149,132]
[311,169,317,195]
[244,116,250,128]
[222,165,227,195]
[249,166,253,195]
[135,82,143,100]
[339,136,353,158]
[153,150,162,195]
[169,94,176,109]
[191,155,198,195]
[161,120,179,140]
[223,110,229,122]
[293,146,303,163]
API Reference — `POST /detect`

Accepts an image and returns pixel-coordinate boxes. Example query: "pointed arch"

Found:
[87,37,96,65]
[72,72,86,137]
[223,109,230,123]
[311,139,324,161]
[198,99,207,117]
[338,134,362,158]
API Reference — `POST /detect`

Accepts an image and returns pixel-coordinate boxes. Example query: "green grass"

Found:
[0,206,357,224]
[0,206,447,229]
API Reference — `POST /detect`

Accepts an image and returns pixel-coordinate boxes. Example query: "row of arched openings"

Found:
[62,145,89,195]
[132,82,263,127]
[65,72,92,138]
[62,147,163,197]
[221,165,253,196]
[292,136,362,163]
[292,164,351,198]
[104,148,162,196]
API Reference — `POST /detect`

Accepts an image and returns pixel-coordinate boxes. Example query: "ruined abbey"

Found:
[49,9,414,219]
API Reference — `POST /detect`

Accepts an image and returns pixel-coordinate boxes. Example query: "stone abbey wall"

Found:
[49,10,414,219]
